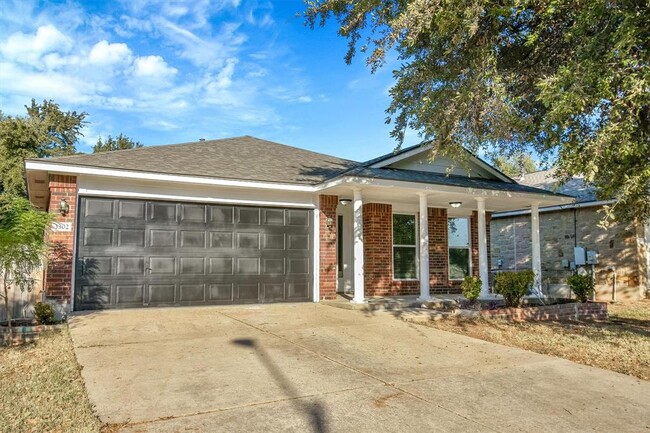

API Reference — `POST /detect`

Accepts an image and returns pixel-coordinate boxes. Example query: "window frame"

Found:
[392,212,419,281]
[447,217,472,281]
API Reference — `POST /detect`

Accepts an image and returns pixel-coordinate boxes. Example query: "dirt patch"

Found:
[417,301,650,381]
[0,327,103,433]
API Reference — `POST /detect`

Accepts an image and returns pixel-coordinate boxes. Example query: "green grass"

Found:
[0,328,102,433]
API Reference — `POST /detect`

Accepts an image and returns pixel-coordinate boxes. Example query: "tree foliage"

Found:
[0,100,87,196]
[93,133,143,153]
[492,153,538,178]
[305,0,650,224]
[0,195,52,335]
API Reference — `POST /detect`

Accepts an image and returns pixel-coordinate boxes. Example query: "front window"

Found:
[393,214,417,279]
[448,217,470,280]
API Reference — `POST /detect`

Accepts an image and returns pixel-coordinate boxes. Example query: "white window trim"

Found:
[448,217,472,281]
[392,212,419,281]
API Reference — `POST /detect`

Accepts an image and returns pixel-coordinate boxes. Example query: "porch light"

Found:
[339,198,352,206]
[59,198,70,216]
[449,202,462,208]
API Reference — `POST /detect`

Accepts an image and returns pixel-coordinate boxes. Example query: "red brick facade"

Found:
[318,195,338,300]
[45,175,77,305]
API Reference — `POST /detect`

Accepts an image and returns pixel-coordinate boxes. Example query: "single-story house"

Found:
[491,168,650,301]
[24,136,573,313]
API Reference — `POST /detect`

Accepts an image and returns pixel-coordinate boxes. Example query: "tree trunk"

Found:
[3,280,11,345]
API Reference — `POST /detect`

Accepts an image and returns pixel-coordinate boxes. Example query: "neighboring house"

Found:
[491,168,650,302]
[24,136,572,313]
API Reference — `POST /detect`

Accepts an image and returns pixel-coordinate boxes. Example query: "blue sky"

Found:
[0,0,421,161]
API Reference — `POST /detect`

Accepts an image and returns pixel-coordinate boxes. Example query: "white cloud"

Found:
[297,96,312,103]
[88,40,132,66]
[133,55,178,79]
[1,25,72,65]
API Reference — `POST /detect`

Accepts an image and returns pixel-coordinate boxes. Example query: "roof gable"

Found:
[365,143,514,183]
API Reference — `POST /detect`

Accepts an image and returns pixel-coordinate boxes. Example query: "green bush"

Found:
[33,302,54,324]
[493,270,535,307]
[461,276,482,301]
[567,273,594,303]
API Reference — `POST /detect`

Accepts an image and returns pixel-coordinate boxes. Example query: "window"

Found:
[448,217,470,280]
[393,214,417,279]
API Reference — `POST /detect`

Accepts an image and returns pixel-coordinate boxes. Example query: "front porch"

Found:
[317,182,565,303]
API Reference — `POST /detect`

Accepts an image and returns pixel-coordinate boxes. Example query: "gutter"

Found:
[491,199,616,218]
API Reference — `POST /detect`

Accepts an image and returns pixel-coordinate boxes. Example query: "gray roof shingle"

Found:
[519,168,597,202]
[37,136,358,185]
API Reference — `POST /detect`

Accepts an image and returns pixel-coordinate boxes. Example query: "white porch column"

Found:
[417,193,431,301]
[476,198,490,297]
[531,202,542,295]
[352,189,365,303]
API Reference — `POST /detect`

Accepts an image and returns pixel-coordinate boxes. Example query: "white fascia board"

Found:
[25,161,317,192]
[491,199,615,218]
[319,175,574,205]
[77,188,316,209]
[369,144,432,168]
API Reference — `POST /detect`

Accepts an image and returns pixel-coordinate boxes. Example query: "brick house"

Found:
[24,136,572,313]
[491,168,650,301]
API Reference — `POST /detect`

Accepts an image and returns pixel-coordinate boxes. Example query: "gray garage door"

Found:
[74,197,313,310]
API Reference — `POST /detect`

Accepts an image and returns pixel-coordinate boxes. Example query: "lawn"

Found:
[421,300,650,381]
[0,327,102,433]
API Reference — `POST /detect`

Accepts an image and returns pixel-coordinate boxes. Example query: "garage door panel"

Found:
[179,284,206,302]
[118,200,146,220]
[209,232,233,248]
[116,285,144,305]
[150,229,177,248]
[76,198,312,310]
[84,198,115,218]
[84,228,113,246]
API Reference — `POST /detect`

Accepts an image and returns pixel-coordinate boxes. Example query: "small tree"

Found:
[0,195,52,340]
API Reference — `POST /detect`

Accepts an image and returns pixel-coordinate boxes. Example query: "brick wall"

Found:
[429,208,450,292]
[45,175,77,306]
[479,302,608,322]
[319,195,338,300]
[491,207,646,301]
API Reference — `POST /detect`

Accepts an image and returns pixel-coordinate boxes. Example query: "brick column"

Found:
[45,175,77,307]
[363,203,392,296]
[318,195,338,300]
[429,208,449,291]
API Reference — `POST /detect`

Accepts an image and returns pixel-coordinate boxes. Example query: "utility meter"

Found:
[574,246,586,266]
[586,250,599,265]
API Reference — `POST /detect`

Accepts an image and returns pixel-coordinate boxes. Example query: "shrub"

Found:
[493,270,535,307]
[567,273,594,303]
[461,276,482,301]
[33,302,54,325]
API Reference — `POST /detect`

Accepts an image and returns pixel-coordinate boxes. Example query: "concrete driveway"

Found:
[68,303,649,432]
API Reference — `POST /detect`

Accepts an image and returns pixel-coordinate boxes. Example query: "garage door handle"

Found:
[145,267,152,274]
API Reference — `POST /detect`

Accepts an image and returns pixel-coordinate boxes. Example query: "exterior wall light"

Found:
[59,198,70,216]
[339,198,352,206]
[449,202,462,208]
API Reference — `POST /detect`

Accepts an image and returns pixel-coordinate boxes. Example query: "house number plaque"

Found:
[51,222,72,232]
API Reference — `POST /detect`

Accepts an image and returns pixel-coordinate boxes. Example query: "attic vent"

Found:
[199,138,205,142]
[35,196,44,199]
[34,179,45,184]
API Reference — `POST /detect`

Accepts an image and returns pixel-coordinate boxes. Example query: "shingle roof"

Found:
[519,168,597,202]
[341,167,573,197]
[37,136,358,185]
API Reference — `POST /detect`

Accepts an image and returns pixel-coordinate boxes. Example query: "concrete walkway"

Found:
[68,303,650,432]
